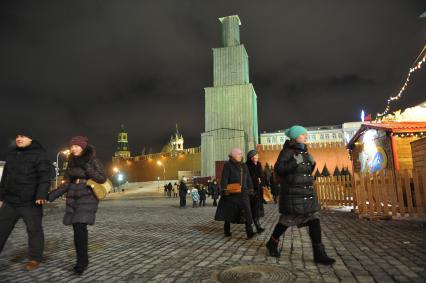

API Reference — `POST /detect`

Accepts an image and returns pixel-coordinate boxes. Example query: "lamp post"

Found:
[157,161,166,184]
[55,149,70,188]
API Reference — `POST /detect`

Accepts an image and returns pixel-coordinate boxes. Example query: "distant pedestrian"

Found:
[208,179,220,207]
[48,136,108,274]
[167,182,173,198]
[214,148,255,239]
[0,132,51,271]
[178,179,188,208]
[198,185,207,207]
[246,149,265,234]
[173,182,178,198]
[191,187,200,208]
[164,184,167,197]
[266,125,335,265]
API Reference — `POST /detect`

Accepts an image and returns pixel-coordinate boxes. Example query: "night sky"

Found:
[1,0,425,161]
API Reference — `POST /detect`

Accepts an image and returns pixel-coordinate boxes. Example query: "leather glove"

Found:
[293,154,303,164]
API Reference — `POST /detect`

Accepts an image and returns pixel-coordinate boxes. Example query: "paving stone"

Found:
[0,196,424,282]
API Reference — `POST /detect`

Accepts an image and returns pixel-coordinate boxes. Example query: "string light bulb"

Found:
[376,46,426,119]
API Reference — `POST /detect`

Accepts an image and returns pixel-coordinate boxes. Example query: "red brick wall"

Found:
[256,143,352,174]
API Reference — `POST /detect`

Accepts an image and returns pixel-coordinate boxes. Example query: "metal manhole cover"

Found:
[213,265,294,283]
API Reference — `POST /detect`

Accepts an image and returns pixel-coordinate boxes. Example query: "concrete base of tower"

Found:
[201,128,250,177]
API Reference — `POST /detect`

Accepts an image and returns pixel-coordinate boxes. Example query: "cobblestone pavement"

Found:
[0,195,424,283]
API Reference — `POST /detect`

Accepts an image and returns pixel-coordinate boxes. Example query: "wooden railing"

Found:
[314,169,426,219]
[314,175,353,207]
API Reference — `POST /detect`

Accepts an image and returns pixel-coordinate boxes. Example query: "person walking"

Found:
[173,182,178,198]
[208,179,220,207]
[0,132,51,271]
[214,148,255,239]
[191,187,200,208]
[245,150,265,234]
[48,136,107,274]
[198,185,207,207]
[265,125,335,265]
[178,179,188,208]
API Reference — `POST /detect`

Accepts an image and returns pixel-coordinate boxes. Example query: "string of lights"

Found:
[376,45,426,119]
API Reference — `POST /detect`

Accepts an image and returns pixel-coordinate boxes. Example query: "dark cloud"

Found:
[1,0,425,161]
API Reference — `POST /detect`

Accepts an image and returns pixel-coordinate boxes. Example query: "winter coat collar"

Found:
[67,144,96,168]
[283,139,308,152]
[12,140,45,153]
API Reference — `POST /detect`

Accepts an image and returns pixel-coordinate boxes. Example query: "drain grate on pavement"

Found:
[213,265,294,283]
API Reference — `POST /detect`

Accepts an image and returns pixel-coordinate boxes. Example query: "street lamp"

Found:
[55,149,70,188]
[157,160,166,183]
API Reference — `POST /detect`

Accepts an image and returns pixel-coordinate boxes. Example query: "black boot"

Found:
[245,223,255,239]
[266,238,281,257]
[313,244,336,265]
[73,223,89,275]
[254,221,265,234]
[73,264,87,275]
[224,222,232,237]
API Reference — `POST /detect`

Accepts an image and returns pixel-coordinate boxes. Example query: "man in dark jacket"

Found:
[0,133,52,270]
[178,179,188,208]
[208,179,220,207]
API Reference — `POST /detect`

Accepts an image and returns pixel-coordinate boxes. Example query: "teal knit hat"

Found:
[284,125,308,140]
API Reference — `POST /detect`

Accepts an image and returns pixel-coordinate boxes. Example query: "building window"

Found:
[325,134,330,139]
[267,137,271,144]
[332,133,337,139]
[338,133,342,138]
[320,134,324,140]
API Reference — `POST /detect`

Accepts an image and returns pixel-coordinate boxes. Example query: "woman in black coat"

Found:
[245,150,265,234]
[48,136,107,274]
[214,148,255,239]
[265,126,335,265]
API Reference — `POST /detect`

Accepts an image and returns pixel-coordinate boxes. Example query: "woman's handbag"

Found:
[262,187,273,203]
[226,166,243,194]
[87,179,113,200]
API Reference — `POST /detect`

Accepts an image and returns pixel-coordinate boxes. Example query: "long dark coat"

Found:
[48,145,107,225]
[245,159,265,219]
[0,140,52,206]
[274,140,319,215]
[208,182,220,200]
[214,159,254,224]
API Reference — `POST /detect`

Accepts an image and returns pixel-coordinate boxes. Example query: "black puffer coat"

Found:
[214,159,254,224]
[0,140,52,206]
[274,140,319,215]
[48,145,106,225]
[245,159,265,219]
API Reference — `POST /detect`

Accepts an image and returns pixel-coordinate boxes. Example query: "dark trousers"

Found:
[180,196,186,207]
[73,223,88,267]
[199,199,206,207]
[213,198,217,206]
[224,221,253,235]
[0,202,44,261]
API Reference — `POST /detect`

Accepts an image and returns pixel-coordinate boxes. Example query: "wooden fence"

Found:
[314,169,426,219]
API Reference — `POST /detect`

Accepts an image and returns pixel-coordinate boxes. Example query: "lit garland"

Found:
[393,132,425,138]
[376,46,426,118]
